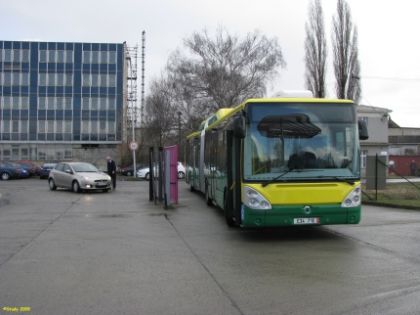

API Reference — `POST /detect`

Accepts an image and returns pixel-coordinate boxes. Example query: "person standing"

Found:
[107,156,117,190]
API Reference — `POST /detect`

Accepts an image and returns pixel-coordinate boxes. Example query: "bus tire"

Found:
[224,188,236,227]
[205,183,212,206]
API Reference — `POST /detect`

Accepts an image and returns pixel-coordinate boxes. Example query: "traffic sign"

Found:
[129,141,138,151]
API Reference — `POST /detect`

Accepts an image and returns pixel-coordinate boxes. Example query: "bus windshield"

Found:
[243,102,360,182]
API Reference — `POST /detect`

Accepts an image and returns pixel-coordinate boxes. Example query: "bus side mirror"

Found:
[358,120,368,140]
[233,117,245,138]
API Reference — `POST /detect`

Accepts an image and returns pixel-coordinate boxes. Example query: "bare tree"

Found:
[332,0,361,102]
[167,28,285,120]
[304,0,327,98]
[143,76,178,147]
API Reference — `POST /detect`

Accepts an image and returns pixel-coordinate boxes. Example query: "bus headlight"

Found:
[243,187,271,210]
[341,185,361,208]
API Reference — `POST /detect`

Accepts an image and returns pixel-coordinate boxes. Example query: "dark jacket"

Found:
[107,159,116,175]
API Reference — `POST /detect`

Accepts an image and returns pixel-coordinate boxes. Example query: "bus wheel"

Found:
[205,184,212,206]
[225,212,235,227]
[224,190,235,227]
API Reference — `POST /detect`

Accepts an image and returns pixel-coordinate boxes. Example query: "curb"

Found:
[363,201,420,211]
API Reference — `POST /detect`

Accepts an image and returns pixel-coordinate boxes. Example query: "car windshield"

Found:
[243,102,360,182]
[72,163,98,173]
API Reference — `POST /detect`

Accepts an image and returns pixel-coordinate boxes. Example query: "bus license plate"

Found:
[293,217,320,225]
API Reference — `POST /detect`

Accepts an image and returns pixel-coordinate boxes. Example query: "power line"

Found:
[359,75,420,82]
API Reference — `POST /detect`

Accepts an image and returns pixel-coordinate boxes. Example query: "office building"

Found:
[0,40,126,163]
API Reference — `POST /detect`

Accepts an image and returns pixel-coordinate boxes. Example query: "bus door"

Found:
[199,130,205,193]
[226,130,242,225]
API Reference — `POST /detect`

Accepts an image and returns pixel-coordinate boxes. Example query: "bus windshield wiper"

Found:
[261,168,302,187]
[315,176,357,185]
[331,176,356,185]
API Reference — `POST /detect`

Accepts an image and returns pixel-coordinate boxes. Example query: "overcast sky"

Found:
[2,0,420,127]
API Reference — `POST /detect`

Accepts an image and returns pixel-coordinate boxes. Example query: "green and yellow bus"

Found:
[186,95,368,228]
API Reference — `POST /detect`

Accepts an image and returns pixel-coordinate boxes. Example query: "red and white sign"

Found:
[129,141,138,151]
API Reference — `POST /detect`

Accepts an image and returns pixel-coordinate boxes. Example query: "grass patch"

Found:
[363,182,420,209]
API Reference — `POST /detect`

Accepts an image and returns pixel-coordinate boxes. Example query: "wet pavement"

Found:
[1,179,420,314]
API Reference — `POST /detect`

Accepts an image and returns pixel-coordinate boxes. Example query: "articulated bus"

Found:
[186,95,368,228]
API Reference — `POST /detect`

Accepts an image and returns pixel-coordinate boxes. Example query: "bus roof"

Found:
[186,97,354,137]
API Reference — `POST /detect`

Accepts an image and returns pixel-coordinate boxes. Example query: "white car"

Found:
[48,162,112,193]
[137,162,185,180]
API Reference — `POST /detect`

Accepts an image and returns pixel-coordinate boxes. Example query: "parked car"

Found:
[16,160,42,176]
[119,165,134,176]
[39,163,57,179]
[0,162,21,180]
[48,162,112,193]
[0,162,29,180]
[136,162,186,180]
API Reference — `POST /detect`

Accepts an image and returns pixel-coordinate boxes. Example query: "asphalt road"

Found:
[1,179,420,315]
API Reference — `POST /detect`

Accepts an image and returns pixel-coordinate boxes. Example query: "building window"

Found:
[57,73,64,86]
[48,50,56,63]
[91,51,99,63]
[38,97,47,110]
[83,51,90,63]
[13,49,20,62]
[65,73,72,86]
[3,49,12,62]
[21,120,28,133]
[47,73,56,86]
[3,96,12,109]
[64,121,72,133]
[12,72,20,86]
[39,50,47,62]
[2,120,11,133]
[3,72,11,86]
[38,120,46,133]
[57,50,65,63]
[21,73,29,86]
[100,51,108,64]
[91,97,99,110]
[109,51,116,64]
[64,97,72,110]
[39,73,47,86]
[12,120,19,133]
[56,120,63,133]
[99,121,107,134]
[81,121,89,133]
[65,50,73,63]
[47,120,54,133]
[22,49,30,62]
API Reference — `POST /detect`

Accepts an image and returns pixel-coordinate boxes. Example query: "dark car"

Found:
[39,163,57,179]
[16,160,42,176]
[119,165,134,176]
[0,162,29,180]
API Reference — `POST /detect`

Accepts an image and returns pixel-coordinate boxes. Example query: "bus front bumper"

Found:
[240,204,361,228]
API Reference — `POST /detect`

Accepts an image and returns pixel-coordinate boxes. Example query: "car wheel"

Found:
[127,171,132,176]
[145,173,150,180]
[1,172,10,180]
[48,178,57,190]
[178,171,185,179]
[72,181,80,193]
